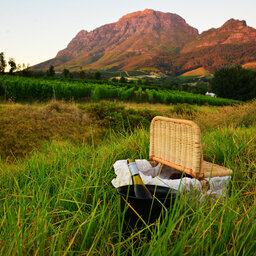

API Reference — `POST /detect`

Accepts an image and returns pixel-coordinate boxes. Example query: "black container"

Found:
[117,185,178,229]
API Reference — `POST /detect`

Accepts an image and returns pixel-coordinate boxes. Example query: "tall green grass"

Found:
[0,125,255,255]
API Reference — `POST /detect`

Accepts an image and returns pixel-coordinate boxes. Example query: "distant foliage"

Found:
[0,52,7,73]
[119,76,127,83]
[94,71,101,80]
[8,58,17,74]
[46,65,55,77]
[63,68,71,78]
[79,70,86,79]
[211,66,256,101]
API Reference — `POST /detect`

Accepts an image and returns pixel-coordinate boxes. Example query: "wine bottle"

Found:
[127,159,152,199]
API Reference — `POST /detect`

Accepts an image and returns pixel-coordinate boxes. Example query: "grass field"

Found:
[0,100,255,255]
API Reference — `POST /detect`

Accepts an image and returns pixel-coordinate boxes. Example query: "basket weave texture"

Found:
[149,116,233,179]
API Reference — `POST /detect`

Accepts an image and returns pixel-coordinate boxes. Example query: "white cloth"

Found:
[112,159,231,199]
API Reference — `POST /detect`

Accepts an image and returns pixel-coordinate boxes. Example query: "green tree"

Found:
[8,58,17,74]
[63,68,70,78]
[119,76,127,83]
[94,71,101,80]
[211,66,256,101]
[46,65,55,77]
[0,52,7,73]
[196,80,209,95]
[79,70,86,79]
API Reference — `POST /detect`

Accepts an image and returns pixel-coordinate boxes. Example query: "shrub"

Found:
[94,71,101,80]
[85,101,160,132]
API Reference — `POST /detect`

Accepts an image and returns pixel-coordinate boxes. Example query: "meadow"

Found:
[0,97,255,255]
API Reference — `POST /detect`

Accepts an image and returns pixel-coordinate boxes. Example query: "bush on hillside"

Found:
[84,101,160,132]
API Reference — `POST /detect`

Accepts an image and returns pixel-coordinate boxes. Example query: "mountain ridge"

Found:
[32,9,256,74]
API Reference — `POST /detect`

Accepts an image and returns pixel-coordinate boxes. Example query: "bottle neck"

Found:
[128,162,139,176]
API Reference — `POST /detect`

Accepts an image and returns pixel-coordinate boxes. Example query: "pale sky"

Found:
[1,0,255,67]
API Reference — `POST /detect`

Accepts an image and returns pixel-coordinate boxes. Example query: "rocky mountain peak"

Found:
[119,8,156,20]
[221,19,247,31]
[76,30,88,37]
[182,17,256,53]
[56,9,198,60]
[32,10,256,74]
[117,9,198,34]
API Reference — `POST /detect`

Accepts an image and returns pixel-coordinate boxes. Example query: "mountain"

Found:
[182,19,256,52]
[32,10,256,74]
[32,9,198,72]
[172,19,256,73]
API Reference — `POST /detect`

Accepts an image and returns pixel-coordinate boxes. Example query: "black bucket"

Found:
[117,184,178,229]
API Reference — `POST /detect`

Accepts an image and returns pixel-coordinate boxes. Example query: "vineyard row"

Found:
[0,76,240,106]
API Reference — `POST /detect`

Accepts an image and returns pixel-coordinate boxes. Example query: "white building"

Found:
[205,92,217,97]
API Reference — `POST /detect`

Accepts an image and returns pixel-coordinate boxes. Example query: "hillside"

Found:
[32,10,256,74]
[182,19,256,52]
[242,61,256,70]
[180,67,212,77]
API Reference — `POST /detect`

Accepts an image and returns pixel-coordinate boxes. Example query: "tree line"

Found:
[210,66,256,101]
[0,52,136,83]
[0,52,31,76]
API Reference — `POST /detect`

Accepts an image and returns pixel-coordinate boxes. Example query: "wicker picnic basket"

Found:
[149,116,233,179]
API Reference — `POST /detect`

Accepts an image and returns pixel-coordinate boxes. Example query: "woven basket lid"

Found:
[149,116,233,179]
